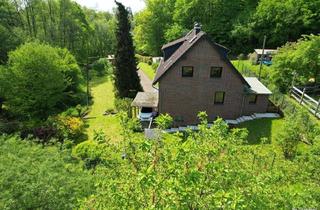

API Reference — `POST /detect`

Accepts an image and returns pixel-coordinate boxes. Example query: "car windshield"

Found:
[141,107,153,113]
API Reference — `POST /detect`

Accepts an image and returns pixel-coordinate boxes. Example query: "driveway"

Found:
[138,69,158,92]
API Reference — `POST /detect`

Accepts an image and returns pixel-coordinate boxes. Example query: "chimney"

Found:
[194,22,201,34]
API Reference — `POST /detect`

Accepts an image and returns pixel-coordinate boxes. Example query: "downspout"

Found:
[241,86,249,116]
[152,83,159,114]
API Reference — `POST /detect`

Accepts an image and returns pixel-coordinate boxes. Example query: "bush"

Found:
[136,54,152,64]
[32,126,57,143]
[0,120,20,134]
[0,136,95,209]
[114,98,133,117]
[73,140,104,169]
[127,118,142,132]
[92,58,112,77]
[61,105,88,118]
[237,53,247,60]
[155,113,173,129]
[2,42,84,119]
[119,112,142,133]
[48,115,85,140]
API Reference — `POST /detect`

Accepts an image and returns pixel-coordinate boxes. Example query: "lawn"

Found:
[85,76,122,142]
[138,62,156,80]
[231,60,271,78]
[237,118,285,145]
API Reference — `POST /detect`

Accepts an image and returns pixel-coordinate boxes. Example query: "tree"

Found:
[0,66,6,113]
[133,0,175,56]
[3,42,82,119]
[114,1,142,98]
[271,35,320,92]
[0,135,95,210]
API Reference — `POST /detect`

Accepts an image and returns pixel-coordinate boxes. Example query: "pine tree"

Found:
[114,1,142,98]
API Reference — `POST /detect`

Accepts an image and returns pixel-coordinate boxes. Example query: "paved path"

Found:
[138,69,158,92]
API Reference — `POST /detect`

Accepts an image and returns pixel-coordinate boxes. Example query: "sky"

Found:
[74,0,146,13]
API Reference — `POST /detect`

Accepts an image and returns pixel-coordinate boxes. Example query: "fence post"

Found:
[299,88,306,104]
[315,99,320,117]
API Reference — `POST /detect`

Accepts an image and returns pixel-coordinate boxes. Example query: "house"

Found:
[252,49,277,65]
[149,23,272,126]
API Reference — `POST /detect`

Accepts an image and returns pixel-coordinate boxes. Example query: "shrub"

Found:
[114,98,132,117]
[155,113,173,129]
[92,58,112,77]
[32,126,57,143]
[0,136,95,209]
[73,140,104,169]
[119,112,142,132]
[136,54,152,64]
[48,115,85,140]
[61,105,88,118]
[93,130,109,143]
[2,42,84,119]
[237,53,247,60]
[127,118,143,132]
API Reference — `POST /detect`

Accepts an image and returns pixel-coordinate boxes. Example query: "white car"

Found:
[138,107,155,121]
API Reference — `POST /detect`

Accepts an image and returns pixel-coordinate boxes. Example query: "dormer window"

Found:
[182,66,193,77]
[210,67,222,78]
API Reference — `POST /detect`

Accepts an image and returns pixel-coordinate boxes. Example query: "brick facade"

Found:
[158,38,269,126]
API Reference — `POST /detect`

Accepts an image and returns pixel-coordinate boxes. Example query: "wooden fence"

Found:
[290,86,320,119]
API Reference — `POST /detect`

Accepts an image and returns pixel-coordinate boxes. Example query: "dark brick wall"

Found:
[158,38,269,126]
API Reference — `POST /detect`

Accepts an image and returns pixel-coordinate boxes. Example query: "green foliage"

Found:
[277,117,300,159]
[0,135,95,209]
[277,108,318,159]
[1,42,84,119]
[272,35,320,92]
[155,113,173,129]
[133,0,175,55]
[119,111,142,133]
[80,114,320,209]
[48,115,85,140]
[134,0,320,56]
[114,2,142,98]
[92,58,112,77]
[73,140,104,169]
[136,54,152,64]
[3,42,66,119]
[0,0,116,63]
[114,97,133,117]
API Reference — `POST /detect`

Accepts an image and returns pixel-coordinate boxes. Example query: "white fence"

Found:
[290,86,320,119]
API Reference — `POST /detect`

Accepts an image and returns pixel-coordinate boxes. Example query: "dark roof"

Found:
[161,37,186,50]
[153,29,249,86]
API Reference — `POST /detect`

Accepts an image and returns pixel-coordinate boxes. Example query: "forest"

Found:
[0,0,320,209]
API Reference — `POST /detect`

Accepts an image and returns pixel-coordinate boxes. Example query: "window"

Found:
[210,67,222,78]
[248,94,257,104]
[182,66,193,77]
[214,91,225,104]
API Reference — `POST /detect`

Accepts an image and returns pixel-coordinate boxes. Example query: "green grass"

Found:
[85,76,122,142]
[237,118,285,145]
[231,60,271,78]
[138,62,156,80]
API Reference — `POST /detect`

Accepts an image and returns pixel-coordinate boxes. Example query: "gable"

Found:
[154,34,249,87]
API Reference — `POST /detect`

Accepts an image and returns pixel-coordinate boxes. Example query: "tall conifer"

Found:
[114,1,142,98]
